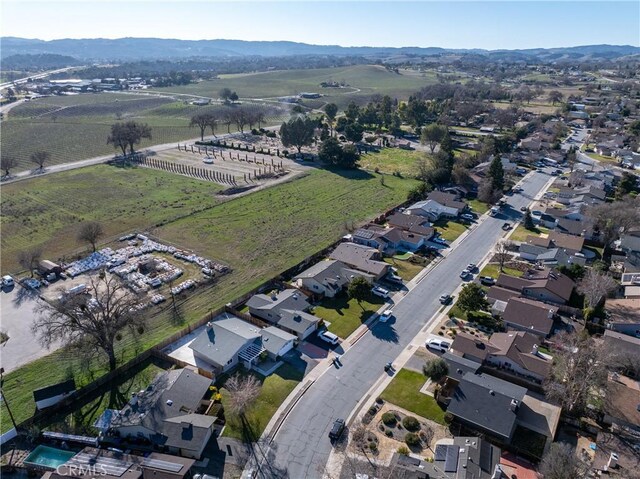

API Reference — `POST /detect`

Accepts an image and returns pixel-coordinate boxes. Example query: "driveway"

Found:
[0,284,60,372]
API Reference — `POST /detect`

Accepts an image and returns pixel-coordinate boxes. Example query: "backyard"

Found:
[312,292,386,338]
[379,368,446,425]
[358,148,425,176]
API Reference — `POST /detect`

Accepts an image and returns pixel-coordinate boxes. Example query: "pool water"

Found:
[24,445,76,470]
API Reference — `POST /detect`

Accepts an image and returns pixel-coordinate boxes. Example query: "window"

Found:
[227,359,233,365]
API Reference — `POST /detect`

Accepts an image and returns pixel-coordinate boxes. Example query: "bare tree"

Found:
[221,108,234,134]
[578,269,618,309]
[190,112,213,141]
[224,373,261,416]
[589,197,640,247]
[494,240,511,273]
[18,247,42,277]
[30,150,50,171]
[77,221,105,252]
[539,442,589,479]
[32,272,145,371]
[544,332,613,415]
[1,155,18,177]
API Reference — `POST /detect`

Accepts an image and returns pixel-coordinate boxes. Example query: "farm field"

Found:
[0,165,418,432]
[1,92,290,171]
[358,147,425,176]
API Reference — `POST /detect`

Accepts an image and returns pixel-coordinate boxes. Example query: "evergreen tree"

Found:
[488,155,504,192]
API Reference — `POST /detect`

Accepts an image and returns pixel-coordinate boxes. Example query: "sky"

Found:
[1,1,639,50]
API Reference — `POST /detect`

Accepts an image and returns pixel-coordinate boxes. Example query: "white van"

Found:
[2,275,14,287]
[427,339,451,353]
[319,330,340,345]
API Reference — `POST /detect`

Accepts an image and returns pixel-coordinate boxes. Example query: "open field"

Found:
[358,147,424,176]
[1,92,290,171]
[157,65,439,109]
[0,165,418,432]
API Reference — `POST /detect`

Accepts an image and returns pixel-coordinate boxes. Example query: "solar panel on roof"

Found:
[434,444,448,461]
[444,445,460,473]
[355,229,374,239]
[142,458,184,473]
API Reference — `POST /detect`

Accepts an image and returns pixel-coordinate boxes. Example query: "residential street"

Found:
[255,171,553,478]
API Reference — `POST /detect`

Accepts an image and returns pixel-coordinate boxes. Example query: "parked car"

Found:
[466,263,476,272]
[460,213,475,221]
[480,276,496,285]
[22,278,42,290]
[379,309,393,322]
[439,294,452,304]
[386,272,403,284]
[433,237,448,245]
[460,269,471,279]
[372,286,390,298]
[520,206,528,212]
[329,418,345,441]
[512,186,523,193]
[2,275,14,287]
[502,222,512,230]
[202,157,214,164]
[427,339,451,353]
[319,330,339,345]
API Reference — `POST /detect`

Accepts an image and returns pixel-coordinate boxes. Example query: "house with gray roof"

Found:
[260,326,297,359]
[499,297,558,338]
[406,199,460,221]
[294,259,372,298]
[109,369,215,459]
[246,288,320,339]
[329,243,389,279]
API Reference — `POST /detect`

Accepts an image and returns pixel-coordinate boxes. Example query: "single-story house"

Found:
[329,243,389,279]
[499,297,558,338]
[246,289,321,339]
[386,213,435,239]
[406,199,460,221]
[495,268,575,305]
[33,379,76,410]
[260,326,297,360]
[109,368,215,459]
[294,259,372,298]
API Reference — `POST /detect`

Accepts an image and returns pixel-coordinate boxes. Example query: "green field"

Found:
[380,368,446,425]
[1,93,290,171]
[0,165,418,432]
[358,147,425,176]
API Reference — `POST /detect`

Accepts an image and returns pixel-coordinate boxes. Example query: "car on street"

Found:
[319,330,339,345]
[427,339,451,353]
[502,222,512,230]
[202,157,214,164]
[480,276,496,285]
[466,263,476,272]
[329,418,345,441]
[372,286,390,298]
[512,186,523,193]
[379,309,393,322]
[439,294,452,304]
[460,269,471,279]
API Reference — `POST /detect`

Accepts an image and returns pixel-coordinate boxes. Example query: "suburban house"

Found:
[603,330,640,368]
[294,259,371,298]
[519,231,587,267]
[495,268,575,305]
[352,224,429,253]
[592,430,640,477]
[387,212,435,238]
[246,288,321,339]
[406,191,467,221]
[33,379,76,410]
[497,297,558,338]
[605,298,640,337]
[109,368,215,459]
[450,331,552,384]
[260,326,297,360]
[556,185,606,206]
[619,272,640,299]
[329,243,389,279]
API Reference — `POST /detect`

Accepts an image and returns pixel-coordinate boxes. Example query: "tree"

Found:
[30,150,50,171]
[1,155,18,177]
[547,90,563,105]
[565,146,577,173]
[107,121,152,156]
[544,332,613,415]
[324,103,338,136]
[190,112,213,141]
[318,137,343,165]
[523,208,535,230]
[229,91,239,102]
[32,272,146,371]
[232,107,248,133]
[488,155,504,192]
[221,109,234,133]
[457,283,488,312]
[348,277,371,310]
[345,101,360,122]
[341,144,360,168]
[478,181,502,204]
[407,182,431,202]
[494,240,511,272]
[420,124,447,153]
[615,172,639,199]
[539,442,588,479]
[578,269,618,309]
[451,165,472,187]
[219,88,233,102]
[423,358,448,382]
[107,123,129,156]
[344,122,364,143]
[279,116,316,153]
[589,197,640,247]
[18,247,42,277]
[77,222,104,253]
[207,113,219,137]
[224,373,261,417]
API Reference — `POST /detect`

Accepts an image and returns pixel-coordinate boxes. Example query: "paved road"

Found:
[263,171,552,478]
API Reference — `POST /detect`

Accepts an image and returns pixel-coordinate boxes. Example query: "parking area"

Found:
[0,284,61,372]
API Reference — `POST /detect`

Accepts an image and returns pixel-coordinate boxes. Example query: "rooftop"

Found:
[329,242,388,276]
[502,297,557,335]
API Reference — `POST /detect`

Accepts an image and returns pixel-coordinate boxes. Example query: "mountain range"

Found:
[1,37,639,62]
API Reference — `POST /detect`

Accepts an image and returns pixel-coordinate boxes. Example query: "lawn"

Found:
[1,166,417,432]
[479,263,524,279]
[586,152,619,165]
[433,219,468,242]
[220,364,304,441]
[358,147,425,176]
[509,224,550,243]
[384,257,425,281]
[379,368,446,425]
[466,199,490,215]
[313,292,385,338]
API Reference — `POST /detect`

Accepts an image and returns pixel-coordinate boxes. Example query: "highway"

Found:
[259,171,553,478]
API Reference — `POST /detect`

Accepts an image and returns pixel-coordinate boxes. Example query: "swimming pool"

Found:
[24,445,76,470]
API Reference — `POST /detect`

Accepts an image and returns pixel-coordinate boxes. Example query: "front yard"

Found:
[384,257,425,281]
[433,219,468,243]
[509,224,550,242]
[379,368,446,425]
[479,263,525,279]
[220,363,303,441]
[466,199,490,215]
[313,292,385,338]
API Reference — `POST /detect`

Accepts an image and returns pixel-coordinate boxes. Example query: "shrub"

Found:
[379,424,385,432]
[444,412,454,424]
[369,442,378,452]
[402,416,420,431]
[375,397,384,405]
[405,432,420,446]
[382,412,397,426]
[398,446,410,456]
[385,430,393,437]
[368,406,378,416]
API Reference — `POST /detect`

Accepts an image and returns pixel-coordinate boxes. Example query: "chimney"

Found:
[548,309,554,319]
[532,344,539,356]
[510,399,519,412]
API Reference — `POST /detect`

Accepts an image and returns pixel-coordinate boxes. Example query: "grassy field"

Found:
[380,368,446,425]
[313,292,385,338]
[433,219,468,242]
[220,364,303,441]
[0,165,417,432]
[358,148,425,176]
[2,93,290,171]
